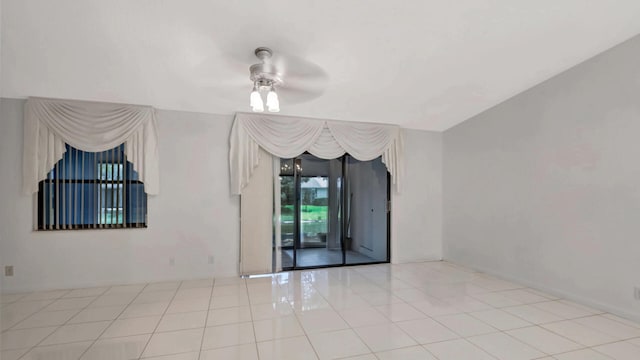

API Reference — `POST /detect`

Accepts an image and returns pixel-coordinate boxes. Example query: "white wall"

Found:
[392,129,443,264]
[443,35,640,321]
[0,98,442,292]
[0,99,241,292]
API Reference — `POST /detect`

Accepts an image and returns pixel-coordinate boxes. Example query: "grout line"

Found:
[75,284,151,360]
[16,289,108,359]
[136,282,183,359]
[196,277,217,360]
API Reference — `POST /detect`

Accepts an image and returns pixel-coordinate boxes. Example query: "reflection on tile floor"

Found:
[1,261,640,359]
[281,249,378,268]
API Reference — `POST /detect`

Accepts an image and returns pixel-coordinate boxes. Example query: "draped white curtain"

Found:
[229,113,403,194]
[23,97,160,195]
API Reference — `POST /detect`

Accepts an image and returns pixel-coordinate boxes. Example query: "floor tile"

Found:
[296,308,349,334]
[142,328,204,358]
[145,282,181,292]
[574,315,640,339]
[602,314,640,329]
[339,354,377,360]
[308,329,370,360]
[257,335,319,360]
[0,349,28,360]
[424,338,496,360]
[101,315,161,338]
[354,323,417,352]
[173,287,212,300]
[14,309,79,329]
[472,291,522,308]
[339,307,390,327]
[532,301,596,319]
[142,352,200,360]
[375,345,438,360]
[45,297,96,311]
[504,304,564,324]
[21,341,93,360]
[444,296,493,312]
[289,295,332,312]
[250,301,294,321]
[132,290,177,304]
[468,332,545,360]
[199,344,258,360]
[40,321,111,345]
[157,310,207,332]
[506,326,582,354]
[553,348,613,360]
[207,306,251,326]
[392,288,433,302]
[63,287,109,298]
[409,298,461,316]
[166,297,209,314]
[22,290,70,301]
[210,293,250,309]
[396,317,459,344]
[201,322,255,349]
[103,284,145,295]
[542,320,618,346]
[181,278,214,289]
[498,289,552,304]
[360,291,403,306]
[253,315,305,342]
[470,308,532,330]
[69,305,127,323]
[1,326,58,350]
[375,302,426,322]
[593,341,640,359]
[81,334,150,359]
[89,293,137,308]
[434,313,498,337]
[120,302,170,319]
[213,284,247,295]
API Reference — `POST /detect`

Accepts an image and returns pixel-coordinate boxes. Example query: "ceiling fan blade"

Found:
[277,86,325,104]
[272,53,329,83]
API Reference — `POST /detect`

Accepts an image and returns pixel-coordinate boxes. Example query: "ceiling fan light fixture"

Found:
[266,86,280,112]
[249,47,284,112]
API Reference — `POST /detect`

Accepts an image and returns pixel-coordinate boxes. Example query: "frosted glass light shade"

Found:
[250,90,264,112]
[266,90,280,112]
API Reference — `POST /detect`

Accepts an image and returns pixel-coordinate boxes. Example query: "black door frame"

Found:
[280,154,391,271]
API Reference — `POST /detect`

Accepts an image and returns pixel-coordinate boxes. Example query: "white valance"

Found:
[229,113,404,195]
[23,97,160,195]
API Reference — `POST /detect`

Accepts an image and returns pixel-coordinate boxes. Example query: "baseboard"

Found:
[444,258,640,324]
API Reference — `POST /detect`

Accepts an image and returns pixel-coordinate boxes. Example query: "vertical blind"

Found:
[37,143,147,230]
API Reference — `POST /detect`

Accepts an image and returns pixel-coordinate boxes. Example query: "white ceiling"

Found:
[2,1,640,131]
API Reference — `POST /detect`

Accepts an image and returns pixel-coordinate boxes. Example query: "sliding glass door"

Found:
[276,153,389,270]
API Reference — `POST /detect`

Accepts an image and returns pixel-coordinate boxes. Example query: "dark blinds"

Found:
[37,144,147,230]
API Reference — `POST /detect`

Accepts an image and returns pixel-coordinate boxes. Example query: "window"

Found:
[37,144,147,230]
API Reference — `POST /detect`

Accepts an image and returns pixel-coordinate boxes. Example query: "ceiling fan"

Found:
[194,45,329,111]
[200,46,329,112]
[249,47,282,112]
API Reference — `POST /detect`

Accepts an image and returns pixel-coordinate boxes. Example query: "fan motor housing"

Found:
[250,63,282,87]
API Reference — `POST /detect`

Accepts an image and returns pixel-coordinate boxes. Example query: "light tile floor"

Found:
[1,261,640,359]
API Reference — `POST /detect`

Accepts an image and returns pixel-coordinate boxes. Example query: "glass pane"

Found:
[300,176,328,248]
